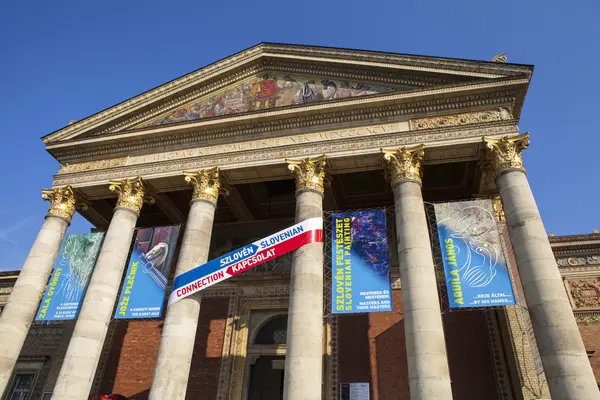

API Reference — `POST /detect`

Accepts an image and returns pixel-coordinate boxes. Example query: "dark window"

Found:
[254,315,288,345]
[5,372,36,400]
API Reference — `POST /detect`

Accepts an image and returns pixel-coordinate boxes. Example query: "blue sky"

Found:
[0,1,598,271]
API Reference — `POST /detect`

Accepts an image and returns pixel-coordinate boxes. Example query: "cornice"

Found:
[559,265,600,275]
[575,311,600,325]
[554,246,600,256]
[261,43,533,77]
[550,233,600,245]
[47,79,524,163]
[52,121,518,187]
[43,43,532,145]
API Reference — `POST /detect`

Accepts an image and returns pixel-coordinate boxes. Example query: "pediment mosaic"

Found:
[140,73,398,127]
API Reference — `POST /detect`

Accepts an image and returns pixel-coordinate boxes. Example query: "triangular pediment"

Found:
[43,43,533,156]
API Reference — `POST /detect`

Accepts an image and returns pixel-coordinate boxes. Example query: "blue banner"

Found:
[115,225,180,319]
[434,199,516,308]
[332,210,392,314]
[36,233,104,321]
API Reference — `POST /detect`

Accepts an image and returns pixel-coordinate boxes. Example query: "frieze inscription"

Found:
[242,285,290,297]
[125,122,408,166]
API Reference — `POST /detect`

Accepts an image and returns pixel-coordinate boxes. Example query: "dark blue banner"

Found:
[332,210,392,314]
[434,199,516,308]
[36,233,104,321]
[115,225,180,319]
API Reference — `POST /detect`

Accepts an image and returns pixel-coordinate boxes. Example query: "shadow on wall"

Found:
[374,319,409,400]
[443,310,499,400]
[341,290,500,400]
[92,297,501,400]
[338,290,410,400]
[96,297,230,400]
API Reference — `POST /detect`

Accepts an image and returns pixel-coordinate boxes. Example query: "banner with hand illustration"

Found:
[434,199,515,308]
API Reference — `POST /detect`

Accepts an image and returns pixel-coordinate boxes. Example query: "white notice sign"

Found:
[340,382,370,400]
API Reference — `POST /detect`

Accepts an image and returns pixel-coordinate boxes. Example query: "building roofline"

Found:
[41,42,534,143]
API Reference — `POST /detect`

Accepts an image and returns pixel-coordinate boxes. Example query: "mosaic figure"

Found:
[143,73,395,127]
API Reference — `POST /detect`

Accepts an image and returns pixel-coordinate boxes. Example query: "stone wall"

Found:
[337,290,498,399]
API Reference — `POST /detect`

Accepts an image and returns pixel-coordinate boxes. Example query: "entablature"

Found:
[52,109,518,189]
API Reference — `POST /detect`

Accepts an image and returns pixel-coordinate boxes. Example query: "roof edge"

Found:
[42,42,534,145]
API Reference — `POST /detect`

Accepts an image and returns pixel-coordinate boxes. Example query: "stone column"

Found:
[149,168,223,400]
[0,187,77,396]
[52,177,150,400]
[283,155,326,400]
[382,145,453,400]
[483,134,600,399]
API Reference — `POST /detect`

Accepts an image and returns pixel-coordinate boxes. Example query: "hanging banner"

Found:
[169,217,323,306]
[36,233,104,321]
[115,225,181,319]
[434,199,516,308]
[331,210,392,314]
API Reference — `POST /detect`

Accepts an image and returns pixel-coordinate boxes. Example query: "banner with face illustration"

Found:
[434,199,515,308]
[36,233,104,321]
[332,210,392,314]
[115,225,180,319]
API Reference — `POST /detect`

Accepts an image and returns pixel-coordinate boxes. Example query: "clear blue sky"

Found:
[0,1,598,271]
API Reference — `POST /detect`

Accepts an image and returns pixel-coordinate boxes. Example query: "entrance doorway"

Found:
[245,313,287,400]
[248,355,285,400]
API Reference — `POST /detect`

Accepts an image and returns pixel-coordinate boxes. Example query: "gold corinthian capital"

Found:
[184,167,228,205]
[109,177,151,215]
[381,144,425,185]
[42,186,79,224]
[286,155,327,194]
[482,133,530,177]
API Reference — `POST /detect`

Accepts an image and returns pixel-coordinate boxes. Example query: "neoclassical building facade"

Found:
[0,44,598,400]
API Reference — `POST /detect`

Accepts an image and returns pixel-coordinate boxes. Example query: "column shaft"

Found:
[51,208,138,400]
[149,199,216,400]
[497,170,600,399]
[0,216,68,394]
[283,189,324,400]
[392,181,453,400]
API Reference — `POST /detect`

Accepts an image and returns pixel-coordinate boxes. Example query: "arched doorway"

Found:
[246,314,287,400]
